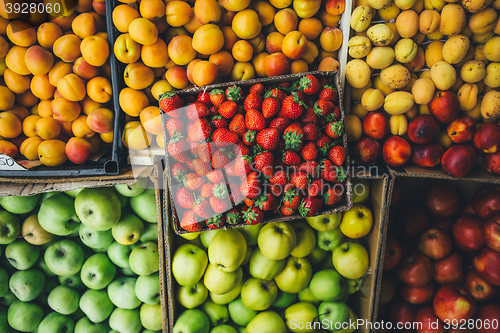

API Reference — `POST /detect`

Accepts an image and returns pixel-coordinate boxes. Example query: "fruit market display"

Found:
[113,0,346,153]
[0,182,162,332]
[344,0,500,177]
[379,181,500,331]
[170,178,375,333]
[0,4,115,167]
[161,74,349,232]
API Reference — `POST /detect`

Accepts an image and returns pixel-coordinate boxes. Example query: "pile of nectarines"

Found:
[0,0,114,167]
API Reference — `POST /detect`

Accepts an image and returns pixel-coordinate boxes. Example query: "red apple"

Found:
[484,213,500,252]
[464,269,497,301]
[473,246,500,286]
[423,183,460,218]
[428,91,460,123]
[431,218,454,232]
[363,111,389,140]
[473,123,500,153]
[352,136,382,163]
[396,204,430,239]
[447,116,476,144]
[471,185,500,219]
[400,281,435,304]
[398,253,434,287]
[484,151,500,175]
[433,284,477,322]
[451,214,485,253]
[383,136,412,167]
[408,115,440,144]
[389,300,417,327]
[411,143,444,168]
[475,304,500,333]
[418,228,453,260]
[384,234,403,271]
[433,252,464,285]
[442,145,478,178]
[413,306,446,333]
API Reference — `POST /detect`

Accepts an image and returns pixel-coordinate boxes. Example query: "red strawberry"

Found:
[325,106,341,122]
[180,210,203,232]
[256,193,278,211]
[262,97,281,118]
[167,132,188,163]
[200,183,215,198]
[233,140,251,156]
[282,150,302,165]
[283,123,304,151]
[317,135,333,156]
[269,169,288,185]
[229,114,246,136]
[256,128,279,151]
[299,160,319,177]
[185,173,206,190]
[243,197,255,207]
[325,121,344,139]
[206,214,226,229]
[212,128,239,148]
[210,115,229,129]
[328,145,346,166]
[242,130,257,146]
[226,208,242,224]
[314,100,334,117]
[265,87,287,101]
[159,92,182,117]
[280,205,296,216]
[192,198,212,219]
[301,142,318,161]
[206,169,224,183]
[324,186,342,206]
[229,183,244,204]
[318,77,329,87]
[209,105,219,117]
[332,166,347,183]
[269,184,283,197]
[218,100,238,119]
[298,74,321,95]
[250,83,265,95]
[188,119,212,142]
[283,189,301,209]
[243,206,264,225]
[225,85,243,102]
[308,178,326,197]
[166,118,184,137]
[280,92,306,120]
[197,91,212,106]
[319,85,338,104]
[244,92,262,111]
[291,171,309,190]
[270,117,291,134]
[299,197,324,217]
[319,160,346,183]
[193,159,211,177]
[301,108,319,125]
[254,152,274,177]
[245,109,266,131]
[196,142,215,163]
[185,160,195,171]
[210,89,226,107]
[212,148,235,169]
[232,155,251,176]
[186,102,209,121]
[210,183,232,214]
[303,123,320,141]
[240,171,261,198]
[187,138,198,156]
[176,187,195,209]
[172,162,188,182]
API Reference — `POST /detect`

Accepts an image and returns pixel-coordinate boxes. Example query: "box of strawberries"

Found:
[160,71,352,234]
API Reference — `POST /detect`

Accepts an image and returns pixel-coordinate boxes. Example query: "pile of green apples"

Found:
[171,179,374,333]
[0,180,162,333]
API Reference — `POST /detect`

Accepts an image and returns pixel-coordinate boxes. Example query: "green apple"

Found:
[79,223,113,250]
[107,242,134,269]
[130,189,157,223]
[0,291,16,307]
[211,325,238,333]
[249,247,285,280]
[172,244,208,286]
[115,179,147,197]
[112,214,144,245]
[0,211,21,245]
[317,228,344,251]
[309,269,345,302]
[108,277,141,309]
[173,309,209,333]
[114,189,129,208]
[351,179,370,204]
[228,298,257,326]
[80,289,114,323]
[307,245,327,266]
[204,264,242,295]
[339,204,373,239]
[201,299,229,326]
[9,268,45,301]
[246,311,286,333]
[179,231,201,240]
[238,224,263,246]
[0,194,40,214]
[306,212,341,232]
[48,285,80,315]
[36,276,58,306]
[5,239,40,270]
[241,246,254,266]
[121,267,137,276]
[272,290,297,309]
[298,287,320,305]
[241,277,278,311]
[332,242,369,279]
[346,278,362,294]
[332,309,357,333]
[21,214,54,245]
[317,301,350,330]
[38,312,75,333]
[140,303,162,331]
[200,229,221,248]
[257,222,296,260]
[65,188,84,198]
[140,223,159,243]
[81,253,116,290]
[136,272,161,305]
[59,273,85,291]
[177,281,208,308]
[75,187,122,231]
[210,281,242,305]
[0,268,8,297]
[109,308,142,333]
[7,300,43,332]
[209,229,246,273]
[41,191,61,202]
[38,194,80,236]
[74,317,106,333]
[274,257,312,294]
[290,222,316,258]
[129,242,159,276]
[285,302,318,333]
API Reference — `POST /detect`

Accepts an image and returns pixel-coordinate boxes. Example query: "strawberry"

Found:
[210,183,232,214]
[226,208,242,224]
[166,118,184,137]
[208,105,219,117]
[301,108,319,125]
[328,145,346,166]
[250,83,265,95]
[167,132,188,163]
[172,162,188,182]
[244,92,262,111]
[229,183,244,204]
[319,160,346,183]
[308,178,326,197]
[301,142,318,161]
[242,130,257,146]
[186,138,198,156]
[159,92,182,118]
[243,197,255,207]
[192,198,212,219]
[280,205,296,216]
[176,187,195,209]
[254,152,274,177]
[200,183,215,198]
[269,169,288,185]
[265,87,287,101]
[210,115,228,129]
[283,123,304,151]
[282,150,302,165]
[196,142,215,164]
[206,169,224,183]
[185,160,195,171]
[319,85,338,104]
[314,100,334,117]
[193,159,211,177]
[299,197,324,217]
[270,117,291,134]
[299,160,319,177]
[303,123,320,141]
[206,214,226,229]
[240,171,261,198]
[298,74,321,95]
[256,193,278,211]
[256,128,279,151]
[243,206,264,225]
[325,121,344,139]
[317,135,332,156]
[186,102,209,121]
[188,118,212,142]
[229,114,246,136]
[212,128,239,148]
[332,166,347,183]
[262,97,281,118]
[233,140,251,156]
[324,186,342,206]
[225,85,243,102]
[325,106,341,122]
[245,109,266,131]
[180,210,203,232]
[291,171,309,190]
[269,184,283,197]
[212,148,235,169]
[232,155,251,176]
[197,91,212,106]
[283,189,301,209]
[210,89,226,107]
[185,173,206,190]
[280,92,306,120]
[218,100,238,119]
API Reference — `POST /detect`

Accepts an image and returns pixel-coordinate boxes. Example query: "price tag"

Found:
[0,154,28,171]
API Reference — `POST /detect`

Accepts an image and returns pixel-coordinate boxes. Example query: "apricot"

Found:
[425,40,444,68]
[319,11,341,27]
[70,115,94,138]
[270,0,293,8]
[0,36,8,59]
[265,32,284,54]
[129,18,158,46]
[35,116,61,140]
[186,59,202,84]
[0,140,18,158]
[439,4,466,36]
[31,75,55,100]
[6,46,30,75]
[37,100,53,117]
[165,66,188,89]
[156,133,164,148]
[4,69,30,94]
[20,137,42,160]
[6,21,36,47]
[87,108,114,134]
[231,62,255,81]
[279,31,306,60]
[86,77,112,104]
[264,52,290,77]
[113,5,140,33]
[16,91,39,108]
[194,0,221,24]
[193,24,224,55]
[274,9,298,35]
[100,132,113,144]
[124,62,155,90]
[71,57,98,80]
[38,140,67,166]
[232,9,261,39]
[113,33,141,64]
[298,18,323,41]
[301,42,319,64]
[0,112,22,138]
[48,61,72,87]
[74,0,92,12]
[232,40,253,63]
[167,35,196,66]
[249,34,265,54]
[320,27,343,52]
[24,46,54,76]
[51,98,81,123]
[64,137,92,164]
[290,59,308,74]
[250,1,275,26]
[23,115,41,137]
[53,35,82,63]
[165,1,192,27]
[82,96,102,116]
[192,61,219,86]
[56,74,85,102]
[122,121,152,150]
[209,50,234,77]
[317,57,339,72]
[139,106,162,135]
[151,80,173,101]
[249,52,266,78]
[140,39,168,68]
[6,105,29,122]
[184,9,202,34]
[71,13,96,39]
[119,88,149,117]
[139,0,165,20]
[80,36,109,67]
